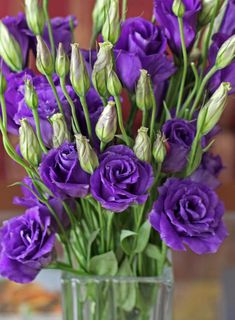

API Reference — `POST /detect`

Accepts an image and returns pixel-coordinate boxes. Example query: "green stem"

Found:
[126,95,137,135]
[32,109,48,153]
[190,65,217,115]
[60,78,81,133]
[100,141,106,153]
[46,75,65,118]
[114,95,131,146]
[150,91,157,145]
[201,0,221,77]
[42,0,55,61]
[122,0,128,21]
[176,17,188,116]
[98,204,105,253]
[106,212,114,251]
[0,94,7,130]
[142,109,148,127]
[47,262,87,275]
[79,95,93,143]
[158,241,168,276]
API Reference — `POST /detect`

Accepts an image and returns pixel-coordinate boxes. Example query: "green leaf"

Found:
[116,259,136,312]
[120,230,137,255]
[89,251,118,276]
[163,101,172,121]
[144,244,162,261]
[87,229,100,263]
[135,221,151,254]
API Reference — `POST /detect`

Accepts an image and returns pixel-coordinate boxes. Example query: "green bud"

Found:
[136,70,153,111]
[197,82,231,136]
[70,43,90,97]
[198,0,225,27]
[92,0,111,36]
[153,132,167,163]
[107,70,122,96]
[0,71,7,95]
[133,127,151,163]
[92,42,113,98]
[55,43,70,79]
[19,118,42,166]
[75,134,99,174]
[102,0,120,45]
[95,101,117,143]
[24,79,38,110]
[36,36,54,76]
[25,0,45,35]
[215,35,235,70]
[0,21,23,72]
[172,0,185,18]
[51,113,70,148]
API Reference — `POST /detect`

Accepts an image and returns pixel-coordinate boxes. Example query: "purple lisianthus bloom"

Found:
[208,33,235,94]
[39,143,90,199]
[190,153,223,189]
[162,118,196,173]
[1,13,31,72]
[219,0,235,37]
[149,178,228,254]
[13,74,73,146]
[91,145,154,212]
[115,17,175,91]
[0,207,55,283]
[154,0,201,54]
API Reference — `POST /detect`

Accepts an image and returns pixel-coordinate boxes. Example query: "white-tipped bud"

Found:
[102,0,120,45]
[51,113,70,148]
[0,21,23,71]
[153,132,167,163]
[25,0,45,35]
[55,43,70,79]
[92,0,111,36]
[136,70,154,111]
[172,0,185,18]
[95,101,117,143]
[215,35,235,70]
[107,70,122,96]
[24,79,38,110]
[197,82,231,136]
[75,134,99,174]
[36,36,54,76]
[133,127,152,163]
[198,0,225,27]
[70,43,90,97]
[19,118,42,166]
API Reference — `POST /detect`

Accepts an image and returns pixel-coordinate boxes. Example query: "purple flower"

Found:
[0,207,55,283]
[162,119,196,173]
[1,13,31,72]
[208,33,235,94]
[91,145,154,212]
[154,0,201,54]
[115,17,175,91]
[219,0,235,37]
[39,143,90,199]
[190,153,223,189]
[149,178,228,254]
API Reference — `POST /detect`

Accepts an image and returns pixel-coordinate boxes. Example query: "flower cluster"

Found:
[0,0,233,286]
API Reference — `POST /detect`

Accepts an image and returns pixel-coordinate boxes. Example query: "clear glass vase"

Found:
[61,267,173,320]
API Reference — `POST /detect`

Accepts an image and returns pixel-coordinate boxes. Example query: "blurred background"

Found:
[0,1,234,319]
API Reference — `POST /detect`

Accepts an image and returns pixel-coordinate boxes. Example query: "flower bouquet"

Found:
[0,0,234,319]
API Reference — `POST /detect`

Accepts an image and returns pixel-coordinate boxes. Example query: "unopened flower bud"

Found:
[25,0,45,35]
[172,0,185,18]
[136,70,153,111]
[215,35,235,70]
[24,79,38,110]
[133,127,151,163]
[198,0,225,27]
[96,101,117,143]
[107,70,122,96]
[0,21,23,71]
[70,43,90,97]
[36,36,54,76]
[92,41,113,98]
[102,0,120,45]
[197,82,231,136]
[0,71,7,95]
[92,0,111,36]
[153,133,167,163]
[19,118,42,166]
[55,43,70,79]
[51,113,70,148]
[75,134,99,174]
